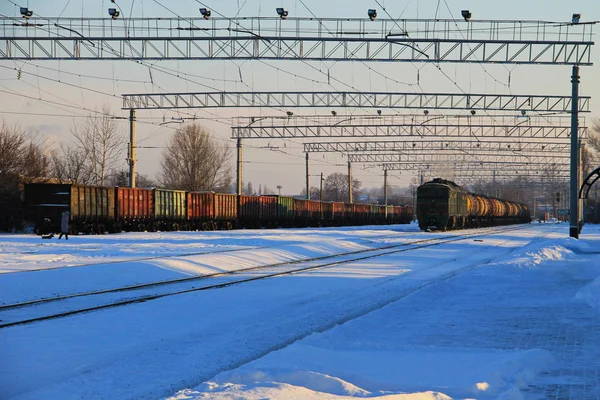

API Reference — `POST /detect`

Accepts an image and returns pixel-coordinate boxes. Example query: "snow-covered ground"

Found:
[1,222,599,400]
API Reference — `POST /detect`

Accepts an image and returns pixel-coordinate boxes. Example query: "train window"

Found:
[418,188,448,198]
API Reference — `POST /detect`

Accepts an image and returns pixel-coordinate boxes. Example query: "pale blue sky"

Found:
[0,0,598,193]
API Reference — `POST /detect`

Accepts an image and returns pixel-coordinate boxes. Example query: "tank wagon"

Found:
[24,183,413,235]
[416,178,530,231]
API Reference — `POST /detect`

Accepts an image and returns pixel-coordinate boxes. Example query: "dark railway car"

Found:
[259,195,278,227]
[321,202,333,225]
[239,195,261,228]
[354,203,370,225]
[307,200,322,226]
[293,198,322,227]
[332,202,344,224]
[417,178,530,231]
[293,198,309,227]
[115,187,154,232]
[271,195,294,227]
[24,183,115,234]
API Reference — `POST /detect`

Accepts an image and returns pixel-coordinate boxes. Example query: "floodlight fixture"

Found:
[108,8,120,19]
[521,110,527,116]
[276,8,289,19]
[470,110,476,115]
[367,9,377,21]
[200,8,211,19]
[461,10,471,22]
[423,110,429,115]
[20,7,33,19]
[331,110,337,116]
[572,13,581,24]
[286,111,294,117]
[377,110,382,115]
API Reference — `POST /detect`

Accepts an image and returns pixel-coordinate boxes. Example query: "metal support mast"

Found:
[570,66,580,239]
[237,138,243,195]
[320,173,324,202]
[384,169,388,206]
[348,162,353,204]
[306,153,310,200]
[128,109,137,188]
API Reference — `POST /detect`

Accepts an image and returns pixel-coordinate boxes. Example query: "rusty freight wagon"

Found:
[214,193,237,229]
[115,187,154,232]
[187,192,216,230]
[239,195,261,228]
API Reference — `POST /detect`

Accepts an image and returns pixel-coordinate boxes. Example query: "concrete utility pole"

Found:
[128,109,137,188]
[570,66,580,239]
[236,138,242,195]
[348,161,353,203]
[320,173,323,202]
[305,153,310,200]
[579,140,584,232]
[384,169,388,206]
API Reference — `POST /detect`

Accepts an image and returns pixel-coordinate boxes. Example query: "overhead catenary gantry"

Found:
[231,115,588,139]
[378,162,569,172]
[0,17,593,64]
[121,91,591,113]
[346,153,570,164]
[1,14,593,237]
[304,140,571,154]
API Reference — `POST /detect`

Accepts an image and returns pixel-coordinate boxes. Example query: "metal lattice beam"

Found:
[380,162,569,171]
[381,162,569,175]
[121,91,591,113]
[348,153,569,164]
[232,115,587,139]
[448,170,570,180]
[1,17,594,64]
[304,140,571,153]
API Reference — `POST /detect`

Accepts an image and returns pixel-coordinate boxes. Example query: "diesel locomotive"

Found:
[416,178,530,231]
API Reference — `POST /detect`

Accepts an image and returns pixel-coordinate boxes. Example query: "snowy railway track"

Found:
[14,229,418,274]
[0,225,529,329]
[14,245,272,273]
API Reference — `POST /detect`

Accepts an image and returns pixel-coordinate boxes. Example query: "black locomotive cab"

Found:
[417,183,451,231]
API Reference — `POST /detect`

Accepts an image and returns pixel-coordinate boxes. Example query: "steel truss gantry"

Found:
[448,169,570,179]
[304,140,571,154]
[380,162,569,173]
[447,173,570,184]
[231,115,587,139]
[121,91,591,113]
[1,17,594,64]
[348,153,569,164]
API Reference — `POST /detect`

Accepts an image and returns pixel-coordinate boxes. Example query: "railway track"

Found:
[10,227,415,274]
[0,225,530,329]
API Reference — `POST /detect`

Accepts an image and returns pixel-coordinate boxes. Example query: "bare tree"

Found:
[159,123,232,192]
[0,122,28,188]
[107,170,156,188]
[586,118,600,157]
[299,186,320,200]
[0,122,46,231]
[322,173,362,202]
[71,105,125,186]
[50,144,95,184]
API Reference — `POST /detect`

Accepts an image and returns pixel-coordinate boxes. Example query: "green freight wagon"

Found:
[153,189,187,231]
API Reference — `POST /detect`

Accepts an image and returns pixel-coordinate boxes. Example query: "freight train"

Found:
[24,183,414,235]
[416,178,530,231]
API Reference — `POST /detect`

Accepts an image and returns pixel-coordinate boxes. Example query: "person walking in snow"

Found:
[58,211,70,240]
